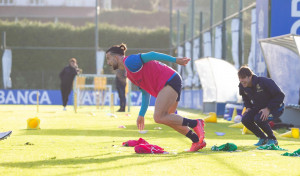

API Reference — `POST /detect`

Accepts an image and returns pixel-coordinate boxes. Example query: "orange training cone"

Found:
[27,117,40,130]
[280,131,293,138]
[231,108,237,122]
[204,112,217,123]
[229,122,244,128]
[241,107,247,115]
[291,128,300,138]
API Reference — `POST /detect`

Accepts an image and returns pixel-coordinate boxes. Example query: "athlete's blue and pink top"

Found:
[123,52,178,117]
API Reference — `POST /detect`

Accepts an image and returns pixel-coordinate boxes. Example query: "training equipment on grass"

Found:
[154,127,162,130]
[122,138,149,147]
[27,117,40,129]
[280,128,299,138]
[231,108,237,122]
[291,128,300,138]
[224,104,243,120]
[282,148,300,157]
[0,131,12,141]
[134,144,168,154]
[110,93,114,113]
[73,74,132,113]
[73,75,110,112]
[138,130,148,134]
[211,143,237,151]
[256,144,287,151]
[215,132,225,136]
[229,122,244,128]
[233,115,242,123]
[241,107,246,115]
[204,112,217,123]
[242,126,253,134]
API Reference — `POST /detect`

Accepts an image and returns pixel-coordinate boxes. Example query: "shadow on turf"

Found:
[20,124,182,139]
[0,149,253,176]
[20,122,300,143]
[0,151,183,169]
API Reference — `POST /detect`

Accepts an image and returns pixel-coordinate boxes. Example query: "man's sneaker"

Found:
[63,107,67,111]
[254,138,268,146]
[188,140,206,152]
[0,131,12,141]
[267,139,278,146]
[193,119,205,143]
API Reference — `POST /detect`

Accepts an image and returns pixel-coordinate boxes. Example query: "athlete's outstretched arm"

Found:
[141,51,190,66]
[137,89,150,130]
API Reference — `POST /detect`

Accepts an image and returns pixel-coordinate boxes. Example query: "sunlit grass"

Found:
[0,105,299,176]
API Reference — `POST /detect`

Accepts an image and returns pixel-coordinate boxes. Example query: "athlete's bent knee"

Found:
[153,112,167,124]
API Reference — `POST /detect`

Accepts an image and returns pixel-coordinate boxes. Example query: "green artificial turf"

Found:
[0,105,299,176]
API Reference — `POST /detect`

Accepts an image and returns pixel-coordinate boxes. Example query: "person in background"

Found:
[106,43,205,152]
[238,66,285,146]
[59,58,80,111]
[115,69,127,112]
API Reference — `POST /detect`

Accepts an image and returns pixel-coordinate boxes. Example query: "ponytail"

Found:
[106,43,127,56]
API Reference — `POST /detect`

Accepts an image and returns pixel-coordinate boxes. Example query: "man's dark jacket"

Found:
[239,75,285,112]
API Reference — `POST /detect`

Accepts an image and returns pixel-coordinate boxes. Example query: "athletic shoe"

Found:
[267,139,278,146]
[193,119,205,143]
[188,140,206,152]
[63,107,66,111]
[0,131,12,141]
[254,138,268,146]
[117,108,125,112]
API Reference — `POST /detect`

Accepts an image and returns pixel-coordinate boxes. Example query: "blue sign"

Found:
[271,0,300,36]
[0,90,59,105]
[0,89,156,106]
[0,89,203,110]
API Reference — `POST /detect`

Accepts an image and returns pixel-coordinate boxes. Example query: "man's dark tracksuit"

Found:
[239,75,285,140]
[59,66,77,107]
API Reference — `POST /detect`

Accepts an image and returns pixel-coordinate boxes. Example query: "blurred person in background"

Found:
[115,69,127,112]
[59,58,80,111]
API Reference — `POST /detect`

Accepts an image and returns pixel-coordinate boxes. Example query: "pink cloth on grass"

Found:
[122,138,149,147]
[134,144,167,154]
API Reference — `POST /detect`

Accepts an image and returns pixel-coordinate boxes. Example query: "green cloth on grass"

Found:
[282,149,300,157]
[256,144,287,151]
[211,143,237,151]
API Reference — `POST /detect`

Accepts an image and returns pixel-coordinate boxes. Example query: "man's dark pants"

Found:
[241,108,283,140]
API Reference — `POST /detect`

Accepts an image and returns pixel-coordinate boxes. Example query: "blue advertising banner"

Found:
[0,89,203,110]
[255,0,269,76]
[271,0,300,36]
[0,90,155,106]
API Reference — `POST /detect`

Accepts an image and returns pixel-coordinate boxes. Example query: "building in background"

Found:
[0,0,188,26]
[0,0,111,26]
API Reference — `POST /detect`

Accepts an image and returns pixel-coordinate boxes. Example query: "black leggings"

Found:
[61,85,72,107]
